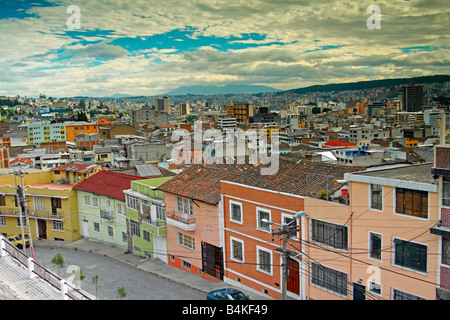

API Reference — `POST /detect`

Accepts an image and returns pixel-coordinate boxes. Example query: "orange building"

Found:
[64,121,98,143]
[220,158,365,300]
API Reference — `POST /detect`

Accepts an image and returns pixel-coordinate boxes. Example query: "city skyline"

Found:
[0,0,448,98]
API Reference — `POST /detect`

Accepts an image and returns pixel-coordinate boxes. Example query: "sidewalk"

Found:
[33,238,274,300]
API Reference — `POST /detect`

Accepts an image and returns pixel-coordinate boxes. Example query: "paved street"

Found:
[32,246,205,300]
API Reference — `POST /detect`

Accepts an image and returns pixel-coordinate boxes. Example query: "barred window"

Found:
[178,232,195,251]
[392,288,425,300]
[311,219,348,250]
[257,247,272,274]
[369,232,382,260]
[231,238,244,262]
[230,202,242,223]
[394,238,427,273]
[176,197,193,216]
[130,220,140,237]
[311,262,348,296]
[370,184,383,210]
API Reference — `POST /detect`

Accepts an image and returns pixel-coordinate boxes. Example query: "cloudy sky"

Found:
[0,0,448,97]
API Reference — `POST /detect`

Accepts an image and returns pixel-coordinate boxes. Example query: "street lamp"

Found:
[263,211,307,300]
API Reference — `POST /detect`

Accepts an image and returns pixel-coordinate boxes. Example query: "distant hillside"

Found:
[282,74,450,95]
[164,84,280,96]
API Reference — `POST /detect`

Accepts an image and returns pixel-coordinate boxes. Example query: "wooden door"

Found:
[287,258,300,295]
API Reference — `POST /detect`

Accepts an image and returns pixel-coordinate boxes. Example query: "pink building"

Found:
[158,163,252,281]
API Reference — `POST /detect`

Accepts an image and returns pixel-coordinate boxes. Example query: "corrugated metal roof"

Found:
[135,164,162,177]
[73,170,146,201]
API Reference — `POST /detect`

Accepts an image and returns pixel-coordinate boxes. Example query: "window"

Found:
[122,232,127,243]
[257,247,272,274]
[230,201,242,223]
[230,237,244,263]
[311,219,348,250]
[92,197,99,207]
[143,230,150,242]
[127,195,139,210]
[107,226,113,237]
[155,204,165,220]
[442,238,450,266]
[176,197,193,216]
[178,232,195,251]
[52,220,63,231]
[311,262,348,296]
[443,177,450,207]
[369,232,382,260]
[283,214,299,239]
[93,222,100,232]
[396,188,428,219]
[33,196,45,211]
[84,195,91,206]
[257,208,271,232]
[392,289,425,300]
[370,184,383,210]
[116,203,122,215]
[182,260,191,270]
[130,220,140,237]
[368,281,381,296]
[16,217,27,227]
[0,195,5,206]
[394,238,427,273]
[0,216,5,226]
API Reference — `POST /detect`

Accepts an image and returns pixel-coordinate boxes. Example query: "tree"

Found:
[51,253,65,276]
[73,268,86,289]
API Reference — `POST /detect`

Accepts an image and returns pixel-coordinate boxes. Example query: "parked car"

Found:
[207,288,250,300]
[7,234,30,249]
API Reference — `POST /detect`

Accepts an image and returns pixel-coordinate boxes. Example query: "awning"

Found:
[430,225,450,238]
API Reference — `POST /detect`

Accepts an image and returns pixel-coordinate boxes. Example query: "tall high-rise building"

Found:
[402,83,423,112]
[155,97,170,114]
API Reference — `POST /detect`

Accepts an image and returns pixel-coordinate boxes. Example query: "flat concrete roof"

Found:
[357,163,434,184]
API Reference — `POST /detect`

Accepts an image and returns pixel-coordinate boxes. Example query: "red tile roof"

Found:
[158,156,366,204]
[73,170,146,201]
[10,157,33,165]
[157,162,255,205]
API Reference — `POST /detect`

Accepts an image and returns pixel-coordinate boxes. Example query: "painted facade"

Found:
[221,180,305,299]
[346,163,439,300]
[124,177,172,262]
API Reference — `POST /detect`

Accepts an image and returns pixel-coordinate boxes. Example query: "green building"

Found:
[124,177,172,262]
[73,170,146,249]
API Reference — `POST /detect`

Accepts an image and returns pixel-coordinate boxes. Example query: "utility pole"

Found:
[14,169,35,260]
[263,211,306,300]
[14,172,27,256]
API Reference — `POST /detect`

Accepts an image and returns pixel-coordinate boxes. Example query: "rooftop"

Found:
[73,170,147,201]
[351,162,435,185]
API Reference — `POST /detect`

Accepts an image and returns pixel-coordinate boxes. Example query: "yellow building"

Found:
[0,163,101,244]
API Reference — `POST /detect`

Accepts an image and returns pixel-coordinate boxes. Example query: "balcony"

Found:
[0,208,19,217]
[142,217,167,236]
[100,209,114,221]
[166,210,196,231]
[30,209,64,220]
